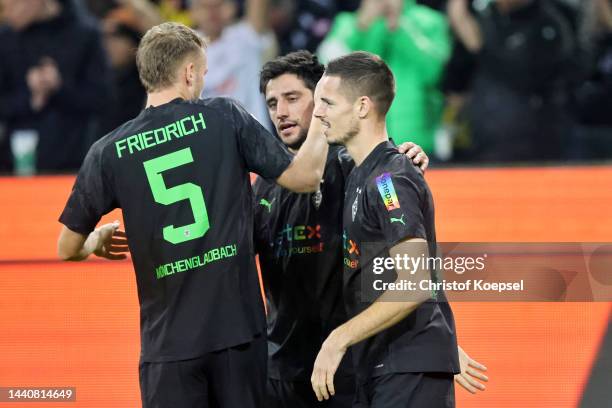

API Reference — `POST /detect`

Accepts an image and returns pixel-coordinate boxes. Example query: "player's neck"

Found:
[345,121,388,167]
[146,87,190,108]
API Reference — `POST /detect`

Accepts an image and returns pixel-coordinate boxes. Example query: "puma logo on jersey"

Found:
[260,198,276,213]
[390,214,405,226]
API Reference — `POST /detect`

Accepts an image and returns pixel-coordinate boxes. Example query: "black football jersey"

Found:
[253,145,355,380]
[60,97,292,362]
[343,141,460,378]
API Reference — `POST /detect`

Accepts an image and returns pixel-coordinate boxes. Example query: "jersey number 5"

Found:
[144,148,210,244]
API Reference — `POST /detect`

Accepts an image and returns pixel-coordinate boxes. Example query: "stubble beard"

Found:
[286,127,308,151]
[334,119,361,146]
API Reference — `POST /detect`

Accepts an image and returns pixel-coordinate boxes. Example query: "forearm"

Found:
[64,234,97,261]
[599,0,612,29]
[246,0,269,33]
[123,0,163,31]
[388,14,451,85]
[448,7,482,53]
[332,299,423,349]
[332,238,431,348]
[321,12,388,57]
[347,15,389,55]
[277,119,327,192]
[57,226,97,261]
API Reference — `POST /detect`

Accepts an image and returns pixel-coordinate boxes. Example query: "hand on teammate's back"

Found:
[455,346,488,393]
[91,222,129,261]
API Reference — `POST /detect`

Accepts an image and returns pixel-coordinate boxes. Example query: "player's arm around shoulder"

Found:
[228,97,324,192]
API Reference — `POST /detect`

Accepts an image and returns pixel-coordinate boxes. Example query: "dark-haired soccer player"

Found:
[56,23,328,408]
[310,51,459,407]
[257,51,486,408]
[256,50,429,408]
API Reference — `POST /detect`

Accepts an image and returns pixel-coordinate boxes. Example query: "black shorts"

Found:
[139,335,267,408]
[267,376,355,408]
[353,372,455,408]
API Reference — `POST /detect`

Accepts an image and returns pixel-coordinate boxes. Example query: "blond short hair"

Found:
[136,22,205,92]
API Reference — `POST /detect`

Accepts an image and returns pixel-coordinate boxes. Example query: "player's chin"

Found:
[280,130,301,146]
[325,132,340,145]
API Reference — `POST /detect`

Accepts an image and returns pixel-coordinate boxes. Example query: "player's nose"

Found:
[276,99,289,119]
[313,102,325,119]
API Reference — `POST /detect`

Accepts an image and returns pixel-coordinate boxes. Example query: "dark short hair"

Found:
[325,51,395,116]
[259,50,325,94]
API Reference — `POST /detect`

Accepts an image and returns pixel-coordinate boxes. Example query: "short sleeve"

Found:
[367,171,427,246]
[58,141,118,234]
[231,99,293,180]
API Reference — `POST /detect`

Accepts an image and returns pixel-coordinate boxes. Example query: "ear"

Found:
[357,96,372,119]
[185,62,195,87]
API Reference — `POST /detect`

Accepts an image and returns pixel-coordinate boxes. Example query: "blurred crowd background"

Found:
[0,0,610,175]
